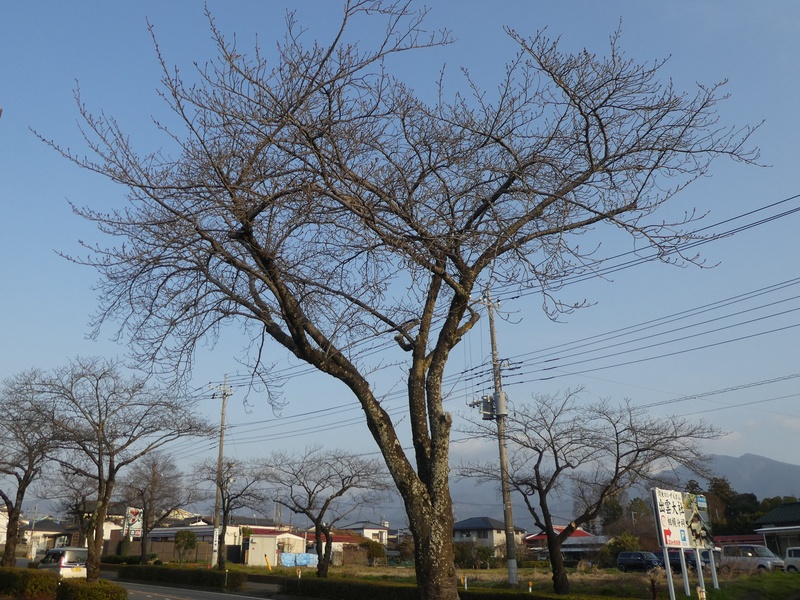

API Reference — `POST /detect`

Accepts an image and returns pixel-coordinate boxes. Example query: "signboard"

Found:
[652,488,689,548]
[124,507,143,540]
[684,493,713,549]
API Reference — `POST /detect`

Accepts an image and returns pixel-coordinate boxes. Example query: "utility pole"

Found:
[210,375,232,568]
[468,290,519,585]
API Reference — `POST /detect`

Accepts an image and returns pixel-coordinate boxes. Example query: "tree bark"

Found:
[547,532,570,595]
[0,505,22,567]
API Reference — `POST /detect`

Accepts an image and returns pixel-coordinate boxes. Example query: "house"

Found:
[753,501,800,556]
[452,516,526,556]
[21,519,68,555]
[0,507,8,545]
[147,524,240,546]
[340,520,389,545]
[523,526,609,561]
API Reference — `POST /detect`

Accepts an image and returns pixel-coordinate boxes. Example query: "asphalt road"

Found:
[113,578,313,600]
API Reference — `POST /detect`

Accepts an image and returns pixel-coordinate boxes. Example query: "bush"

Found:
[0,567,60,600]
[597,532,640,568]
[101,555,142,565]
[283,577,419,600]
[117,565,246,590]
[359,541,387,565]
[56,579,127,600]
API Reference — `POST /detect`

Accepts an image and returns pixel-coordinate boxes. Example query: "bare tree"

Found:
[30,357,212,582]
[459,391,720,595]
[116,452,198,564]
[43,2,758,597]
[261,445,392,577]
[0,370,57,566]
[193,457,266,570]
[39,468,96,548]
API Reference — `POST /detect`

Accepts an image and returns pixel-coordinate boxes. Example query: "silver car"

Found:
[719,544,784,573]
[37,547,88,579]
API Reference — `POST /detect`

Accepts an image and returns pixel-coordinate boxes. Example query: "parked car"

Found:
[682,547,720,571]
[719,544,784,573]
[617,551,664,572]
[37,547,88,579]
[785,547,800,573]
[667,549,686,572]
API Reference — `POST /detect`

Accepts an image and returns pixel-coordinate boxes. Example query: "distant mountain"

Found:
[705,453,800,499]
[370,453,800,531]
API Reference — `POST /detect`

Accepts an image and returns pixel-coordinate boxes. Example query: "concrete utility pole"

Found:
[210,375,232,568]
[468,290,519,585]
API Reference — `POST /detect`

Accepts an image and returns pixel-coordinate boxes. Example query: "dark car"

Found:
[666,547,720,572]
[617,551,664,572]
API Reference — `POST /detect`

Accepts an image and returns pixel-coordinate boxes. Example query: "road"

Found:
[119,581,269,600]
[114,579,312,600]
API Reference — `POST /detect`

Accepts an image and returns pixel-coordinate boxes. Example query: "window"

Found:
[478,530,488,539]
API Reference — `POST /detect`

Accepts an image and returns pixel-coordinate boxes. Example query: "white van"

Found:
[785,547,800,573]
[37,547,88,579]
[719,544,784,573]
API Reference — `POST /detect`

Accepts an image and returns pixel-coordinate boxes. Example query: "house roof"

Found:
[523,527,609,548]
[754,502,800,527]
[453,516,525,533]
[229,515,278,527]
[341,521,388,531]
[21,519,66,534]
[523,526,592,541]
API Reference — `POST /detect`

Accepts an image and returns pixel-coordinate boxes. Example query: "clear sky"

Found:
[2,1,800,522]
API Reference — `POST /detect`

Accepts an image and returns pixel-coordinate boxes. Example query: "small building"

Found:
[753,502,800,556]
[21,519,68,555]
[340,521,389,545]
[0,507,8,545]
[523,526,609,561]
[452,516,526,556]
[244,529,306,567]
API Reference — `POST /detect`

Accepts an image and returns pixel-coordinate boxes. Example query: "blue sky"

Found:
[2,1,800,518]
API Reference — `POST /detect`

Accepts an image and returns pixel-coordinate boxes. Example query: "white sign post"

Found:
[652,488,690,600]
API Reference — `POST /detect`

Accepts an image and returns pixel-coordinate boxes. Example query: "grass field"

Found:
[244,563,800,599]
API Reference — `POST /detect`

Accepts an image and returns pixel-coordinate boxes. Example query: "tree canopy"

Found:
[43,2,758,598]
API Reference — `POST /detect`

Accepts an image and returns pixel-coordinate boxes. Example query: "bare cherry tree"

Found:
[193,457,266,570]
[0,370,58,566]
[43,2,758,597]
[459,391,720,594]
[31,357,212,582]
[116,451,198,564]
[38,467,97,548]
[261,445,392,578]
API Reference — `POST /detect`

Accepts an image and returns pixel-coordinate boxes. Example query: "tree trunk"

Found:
[1,507,22,567]
[140,525,150,564]
[547,534,570,595]
[86,516,106,583]
[217,523,227,570]
[406,495,459,600]
[314,527,332,578]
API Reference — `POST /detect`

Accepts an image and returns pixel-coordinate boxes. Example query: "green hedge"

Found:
[117,565,246,590]
[282,577,419,600]
[281,577,608,600]
[0,567,60,600]
[55,579,127,600]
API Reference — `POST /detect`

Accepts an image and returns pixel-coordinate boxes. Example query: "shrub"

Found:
[597,532,640,568]
[174,531,197,564]
[359,541,387,565]
[101,555,142,565]
[0,567,59,600]
[56,579,127,600]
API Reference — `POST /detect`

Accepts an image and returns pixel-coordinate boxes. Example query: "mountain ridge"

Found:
[706,453,800,499]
